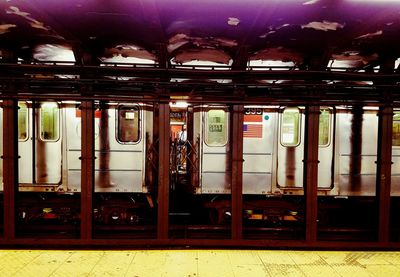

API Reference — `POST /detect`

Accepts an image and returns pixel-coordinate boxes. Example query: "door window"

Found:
[18,102,28,141]
[205,109,228,146]
[40,102,60,141]
[117,105,140,143]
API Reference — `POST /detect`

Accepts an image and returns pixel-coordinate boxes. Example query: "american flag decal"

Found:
[243,124,263,138]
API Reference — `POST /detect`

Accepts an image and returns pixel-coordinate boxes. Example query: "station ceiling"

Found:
[1,0,400,71]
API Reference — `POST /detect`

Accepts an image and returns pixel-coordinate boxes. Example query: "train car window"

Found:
[393,112,400,146]
[281,107,300,147]
[18,102,28,141]
[319,108,331,146]
[205,109,228,146]
[40,102,60,141]
[117,105,140,143]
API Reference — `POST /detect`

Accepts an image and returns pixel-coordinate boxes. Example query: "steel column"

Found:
[231,105,244,239]
[157,102,170,239]
[2,99,18,240]
[80,101,95,240]
[376,106,393,242]
[304,105,320,242]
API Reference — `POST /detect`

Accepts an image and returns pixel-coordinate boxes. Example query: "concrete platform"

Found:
[0,249,399,276]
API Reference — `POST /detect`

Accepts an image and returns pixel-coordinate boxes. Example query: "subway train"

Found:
[182,105,400,228]
[1,102,399,230]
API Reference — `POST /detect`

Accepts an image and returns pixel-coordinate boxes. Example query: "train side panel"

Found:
[66,104,152,193]
[196,107,230,194]
[0,107,2,191]
[242,108,276,194]
[18,102,63,190]
[65,105,82,192]
[336,107,378,196]
[277,108,305,190]
[318,108,335,191]
[391,110,400,196]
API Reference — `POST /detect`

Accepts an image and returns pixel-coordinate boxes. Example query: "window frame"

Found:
[318,107,332,147]
[280,107,301,147]
[392,111,400,148]
[39,102,60,142]
[116,104,141,144]
[204,107,229,147]
[18,101,29,142]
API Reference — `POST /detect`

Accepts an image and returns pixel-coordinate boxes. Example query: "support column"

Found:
[80,101,95,240]
[304,105,320,242]
[3,99,18,240]
[377,106,393,242]
[231,105,244,240]
[157,102,170,239]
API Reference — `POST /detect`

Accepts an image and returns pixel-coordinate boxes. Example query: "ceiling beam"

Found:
[2,63,400,82]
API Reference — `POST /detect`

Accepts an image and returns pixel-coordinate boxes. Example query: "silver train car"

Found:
[2,102,399,230]
[192,105,400,196]
[7,102,396,197]
[5,101,153,194]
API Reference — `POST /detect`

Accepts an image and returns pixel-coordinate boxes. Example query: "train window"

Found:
[40,102,60,141]
[393,112,400,146]
[205,109,228,146]
[117,105,140,143]
[18,102,28,141]
[319,108,331,146]
[281,108,300,147]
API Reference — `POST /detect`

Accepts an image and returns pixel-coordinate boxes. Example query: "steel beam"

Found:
[80,101,95,240]
[231,105,244,240]
[2,99,18,240]
[157,101,170,239]
[3,63,400,82]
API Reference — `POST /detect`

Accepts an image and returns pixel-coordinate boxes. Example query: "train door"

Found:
[318,107,334,190]
[18,101,62,188]
[277,107,335,191]
[336,106,378,195]
[198,106,230,193]
[94,102,145,192]
[242,107,276,194]
[392,110,400,196]
[0,103,3,191]
[277,107,305,189]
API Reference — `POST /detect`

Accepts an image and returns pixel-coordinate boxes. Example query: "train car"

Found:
[15,101,153,193]
[176,104,397,232]
[2,100,398,237]
[11,101,155,233]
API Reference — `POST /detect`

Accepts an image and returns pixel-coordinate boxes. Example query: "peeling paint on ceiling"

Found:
[103,45,156,61]
[251,47,303,64]
[227,17,240,26]
[101,55,156,64]
[1,1,400,70]
[172,49,232,65]
[355,30,383,39]
[301,21,345,31]
[303,0,320,5]
[0,23,16,34]
[259,24,290,39]
[167,33,237,53]
[6,6,49,31]
[330,53,379,68]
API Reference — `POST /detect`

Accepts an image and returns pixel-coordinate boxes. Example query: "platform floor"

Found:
[0,249,399,276]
